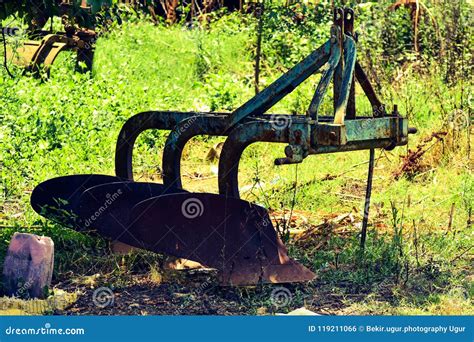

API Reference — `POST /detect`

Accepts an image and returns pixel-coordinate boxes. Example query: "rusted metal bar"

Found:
[228,39,333,127]
[115,111,202,180]
[344,7,356,119]
[218,119,307,198]
[332,7,344,116]
[355,61,386,116]
[219,115,409,198]
[307,26,341,120]
[334,35,356,124]
[162,115,228,188]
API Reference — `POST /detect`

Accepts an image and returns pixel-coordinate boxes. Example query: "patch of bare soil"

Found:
[51,261,392,316]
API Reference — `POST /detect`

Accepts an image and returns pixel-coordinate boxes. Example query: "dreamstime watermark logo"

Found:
[92,287,114,308]
[193,280,215,296]
[373,104,386,117]
[84,190,123,227]
[170,116,199,140]
[270,115,292,131]
[181,198,204,219]
[15,279,33,298]
[258,216,271,228]
[270,287,293,308]
[82,35,98,50]
[4,322,85,336]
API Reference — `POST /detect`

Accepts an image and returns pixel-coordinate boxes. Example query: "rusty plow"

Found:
[31,8,416,286]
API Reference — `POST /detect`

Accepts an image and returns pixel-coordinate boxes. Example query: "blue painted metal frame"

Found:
[115,9,414,199]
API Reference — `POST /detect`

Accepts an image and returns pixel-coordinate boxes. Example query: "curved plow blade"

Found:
[119,193,315,285]
[30,174,123,229]
[76,182,187,240]
[31,177,315,285]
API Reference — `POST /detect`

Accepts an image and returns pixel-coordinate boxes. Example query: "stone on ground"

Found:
[2,232,54,299]
[277,307,320,316]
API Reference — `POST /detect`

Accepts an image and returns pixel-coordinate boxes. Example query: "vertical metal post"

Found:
[344,8,356,119]
[360,148,375,249]
[333,8,344,116]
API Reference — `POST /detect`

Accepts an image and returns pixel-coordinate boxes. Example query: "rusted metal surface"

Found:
[125,193,314,285]
[4,0,99,76]
[355,61,386,116]
[333,35,356,124]
[77,182,187,238]
[228,39,333,127]
[332,7,344,118]
[307,25,341,120]
[7,30,96,75]
[344,8,356,120]
[0,0,108,76]
[31,178,315,285]
[115,111,220,180]
[32,7,416,286]
[30,175,123,229]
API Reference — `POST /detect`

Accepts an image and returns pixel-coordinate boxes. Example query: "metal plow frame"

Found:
[31,8,415,286]
[116,8,412,197]
[7,31,96,75]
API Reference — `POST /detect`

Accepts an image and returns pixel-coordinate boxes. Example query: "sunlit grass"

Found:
[0,14,471,315]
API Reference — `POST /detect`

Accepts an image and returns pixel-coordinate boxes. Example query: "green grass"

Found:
[0,13,472,315]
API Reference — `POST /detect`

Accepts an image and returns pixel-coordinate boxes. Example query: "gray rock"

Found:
[2,233,54,299]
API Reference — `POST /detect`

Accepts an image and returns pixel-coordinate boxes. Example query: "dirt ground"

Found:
[53,269,385,316]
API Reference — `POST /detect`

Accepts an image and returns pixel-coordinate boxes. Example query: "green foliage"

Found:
[0,4,472,314]
[0,0,117,29]
[258,2,332,68]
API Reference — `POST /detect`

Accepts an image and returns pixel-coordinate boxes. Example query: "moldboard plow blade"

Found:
[122,193,315,285]
[30,174,123,229]
[76,181,187,239]
[32,177,315,285]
